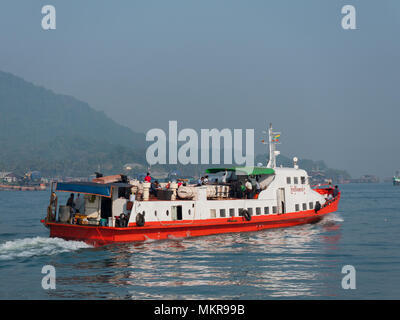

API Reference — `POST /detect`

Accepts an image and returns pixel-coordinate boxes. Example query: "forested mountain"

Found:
[0,71,146,176]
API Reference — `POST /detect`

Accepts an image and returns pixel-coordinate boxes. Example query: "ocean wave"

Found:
[0,237,92,261]
[324,213,344,222]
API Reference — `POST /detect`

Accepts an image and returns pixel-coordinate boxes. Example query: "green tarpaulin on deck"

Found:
[205,167,275,175]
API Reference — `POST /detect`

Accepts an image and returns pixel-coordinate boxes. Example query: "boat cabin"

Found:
[49,181,133,227]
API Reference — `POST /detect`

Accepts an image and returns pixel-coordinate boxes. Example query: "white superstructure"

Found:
[126,124,327,225]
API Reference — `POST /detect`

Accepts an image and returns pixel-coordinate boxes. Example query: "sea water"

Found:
[0,183,399,299]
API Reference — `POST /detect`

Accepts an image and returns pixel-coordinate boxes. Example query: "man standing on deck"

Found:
[255,177,261,194]
[333,185,339,198]
[66,193,75,215]
[144,172,151,183]
[74,194,84,214]
[245,179,253,199]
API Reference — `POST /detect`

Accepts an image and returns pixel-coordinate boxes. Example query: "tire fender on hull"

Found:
[136,213,145,227]
[243,209,251,221]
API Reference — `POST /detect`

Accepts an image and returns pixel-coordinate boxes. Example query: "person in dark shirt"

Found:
[66,193,74,206]
[333,185,339,198]
[66,193,75,214]
[150,181,160,196]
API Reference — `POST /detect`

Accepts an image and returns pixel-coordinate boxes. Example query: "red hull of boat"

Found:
[42,194,340,246]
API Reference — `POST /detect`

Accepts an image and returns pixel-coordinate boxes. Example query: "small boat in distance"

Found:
[393,171,400,185]
[42,124,341,246]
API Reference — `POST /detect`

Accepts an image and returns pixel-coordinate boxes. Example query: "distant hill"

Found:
[0,71,147,176]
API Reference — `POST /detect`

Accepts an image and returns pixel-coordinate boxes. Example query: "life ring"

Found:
[136,213,145,227]
[243,209,251,221]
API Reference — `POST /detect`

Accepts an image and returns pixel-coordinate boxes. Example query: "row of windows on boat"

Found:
[143,202,315,219]
[287,176,307,184]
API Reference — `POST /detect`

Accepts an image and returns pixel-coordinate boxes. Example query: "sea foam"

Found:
[0,237,92,261]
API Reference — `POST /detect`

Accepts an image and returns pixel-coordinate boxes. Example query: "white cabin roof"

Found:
[273,167,308,176]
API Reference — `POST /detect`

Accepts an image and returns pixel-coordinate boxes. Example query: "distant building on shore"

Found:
[350,174,380,183]
[0,172,12,180]
[1,172,22,183]
[0,170,46,185]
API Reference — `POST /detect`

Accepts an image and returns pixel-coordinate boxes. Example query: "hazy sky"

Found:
[1,1,399,178]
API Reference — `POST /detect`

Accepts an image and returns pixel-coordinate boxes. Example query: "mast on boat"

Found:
[266,123,281,168]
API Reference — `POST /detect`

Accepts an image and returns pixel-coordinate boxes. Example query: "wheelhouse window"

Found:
[294,177,299,184]
[309,202,314,209]
[256,207,261,215]
[302,203,307,210]
[247,208,253,216]
[264,207,269,215]
[238,208,244,216]
[220,209,226,217]
[295,204,300,211]
[286,177,291,184]
[301,176,306,184]
[229,208,235,217]
[272,206,277,214]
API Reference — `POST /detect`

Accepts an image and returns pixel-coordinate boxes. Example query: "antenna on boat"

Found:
[265,123,280,168]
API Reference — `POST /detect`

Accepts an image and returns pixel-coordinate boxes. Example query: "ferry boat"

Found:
[42,124,341,246]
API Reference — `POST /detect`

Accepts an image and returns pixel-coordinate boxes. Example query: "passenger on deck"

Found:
[66,193,75,214]
[151,181,161,196]
[144,173,151,183]
[333,185,339,198]
[238,182,245,198]
[255,178,261,195]
[222,170,228,184]
[74,194,85,214]
[204,175,209,184]
[197,177,204,186]
[245,179,253,199]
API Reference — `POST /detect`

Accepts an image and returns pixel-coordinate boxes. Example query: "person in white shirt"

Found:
[245,179,253,199]
[255,178,261,194]
[222,171,228,184]
[74,194,85,214]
